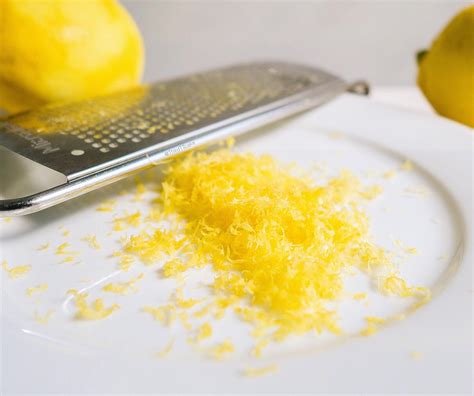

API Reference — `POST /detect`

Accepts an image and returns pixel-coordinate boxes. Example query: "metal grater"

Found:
[0,62,364,216]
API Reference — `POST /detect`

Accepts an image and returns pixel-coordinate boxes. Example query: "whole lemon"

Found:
[0,0,144,114]
[417,5,474,127]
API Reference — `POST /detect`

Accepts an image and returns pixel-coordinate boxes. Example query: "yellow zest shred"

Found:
[55,242,78,256]
[209,339,235,360]
[96,199,116,212]
[4,217,12,223]
[381,274,430,301]
[360,316,386,336]
[328,131,344,140]
[382,169,397,179]
[410,351,422,361]
[26,283,48,297]
[133,179,147,201]
[81,235,101,250]
[143,305,176,326]
[113,251,136,271]
[102,273,144,295]
[252,339,270,358]
[62,229,70,237]
[242,363,278,377]
[353,292,367,301]
[67,289,119,320]
[125,228,182,264]
[113,211,142,231]
[162,258,188,278]
[156,338,175,358]
[400,159,414,171]
[195,322,213,342]
[34,309,54,324]
[405,247,418,255]
[2,260,31,279]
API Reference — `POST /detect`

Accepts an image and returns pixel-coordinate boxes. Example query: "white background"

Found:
[123,0,471,85]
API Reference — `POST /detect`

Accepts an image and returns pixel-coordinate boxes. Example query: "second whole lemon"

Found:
[417,5,474,128]
[0,0,144,114]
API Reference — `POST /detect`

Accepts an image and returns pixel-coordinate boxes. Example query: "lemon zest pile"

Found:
[2,260,31,279]
[102,273,144,295]
[68,289,119,320]
[26,283,48,297]
[121,148,430,351]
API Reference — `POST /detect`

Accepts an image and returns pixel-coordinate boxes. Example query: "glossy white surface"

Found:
[1,93,472,394]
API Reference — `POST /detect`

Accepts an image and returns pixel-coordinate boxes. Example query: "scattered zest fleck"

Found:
[26,284,48,297]
[242,363,278,377]
[209,340,235,360]
[2,260,31,279]
[81,235,101,250]
[67,289,119,320]
[34,309,54,324]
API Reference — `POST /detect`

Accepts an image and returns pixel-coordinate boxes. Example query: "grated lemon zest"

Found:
[102,273,144,295]
[405,247,418,255]
[82,235,101,250]
[67,289,119,320]
[96,199,116,212]
[55,242,78,256]
[34,309,54,324]
[26,283,48,297]
[400,160,414,171]
[195,322,213,342]
[210,339,235,360]
[360,316,385,336]
[353,292,367,301]
[2,260,31,279]
[156,338,175,357]
[120,148,430,352]
[382,169,397,179]
[242,363,278,377]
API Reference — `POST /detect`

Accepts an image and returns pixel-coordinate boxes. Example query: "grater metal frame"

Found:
[0,62,363,217]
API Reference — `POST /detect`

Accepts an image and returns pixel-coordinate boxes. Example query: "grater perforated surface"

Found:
[0,62,344,179]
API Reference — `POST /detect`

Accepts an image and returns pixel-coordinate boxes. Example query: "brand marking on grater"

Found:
[164,141,196,157]
[1,123,60,154]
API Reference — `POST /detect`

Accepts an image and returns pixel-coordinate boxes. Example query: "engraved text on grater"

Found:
[0,122,60,154]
